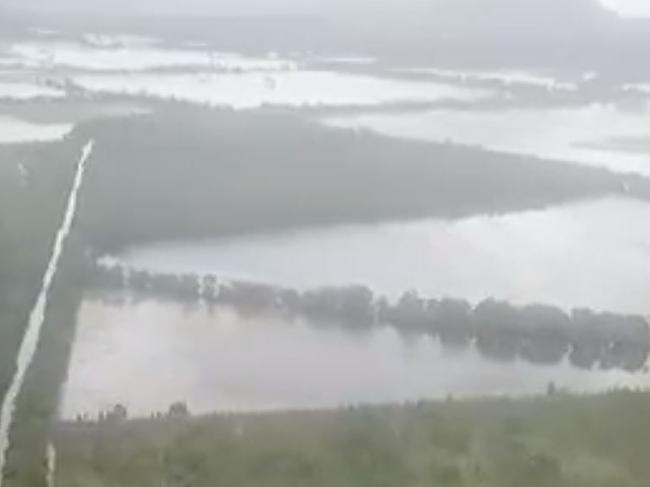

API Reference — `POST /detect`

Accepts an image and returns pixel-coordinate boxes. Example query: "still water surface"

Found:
[72,71,492,109]
[0,116,72,143]
[120,198,650,316]
[11,41,297,72]
[60,298,650,419]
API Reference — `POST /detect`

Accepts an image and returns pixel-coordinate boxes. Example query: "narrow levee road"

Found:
[0,140,94,487]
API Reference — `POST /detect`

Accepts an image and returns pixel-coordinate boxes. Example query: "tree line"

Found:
[92,264,650,373]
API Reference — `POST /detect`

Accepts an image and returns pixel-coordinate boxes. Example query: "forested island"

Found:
[73,104,650,251]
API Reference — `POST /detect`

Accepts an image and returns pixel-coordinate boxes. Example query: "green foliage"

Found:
[0,137,93,486]
[1,239,90,487]
[73,104,640,252]
[53,392,650,487]
[0,138,81,405]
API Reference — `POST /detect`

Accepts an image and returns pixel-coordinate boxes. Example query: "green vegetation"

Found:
[2,245,89,487]
[0,138,81,403]
[54,391,650,487]
[0,137,92,487]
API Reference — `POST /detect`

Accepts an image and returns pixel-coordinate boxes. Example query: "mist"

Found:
[3,0,649,17]
[2,0,650,486]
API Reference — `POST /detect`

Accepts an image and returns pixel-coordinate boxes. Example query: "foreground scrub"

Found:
[54,391,650,487]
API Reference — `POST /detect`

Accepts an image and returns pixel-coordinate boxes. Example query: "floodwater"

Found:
[324,103,650,176]
[0,81,66,100]
[10,41,297,72]
[119,198,650,316]
[71,71,492,109]
[401,67,581,91]
[60,298,650,419]
[0,116,72,143]
[320,56,378,66]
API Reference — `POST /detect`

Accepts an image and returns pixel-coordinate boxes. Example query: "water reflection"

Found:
[120,198,650,315]
[88,269,650,373]
[61,297,650,420]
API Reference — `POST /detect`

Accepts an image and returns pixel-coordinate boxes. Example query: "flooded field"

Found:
[71,71,493,109]
[60,298,650,419]
[400,67,582,91]
[3,3,650,485]
[0,116,72,143]
[325,103,650,176]
[119,198,650,316]
[0,81,66,100]
[10,41,297,72]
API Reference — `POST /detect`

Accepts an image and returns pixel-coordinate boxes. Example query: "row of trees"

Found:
[92,264,650,372]
[75,401,191,425]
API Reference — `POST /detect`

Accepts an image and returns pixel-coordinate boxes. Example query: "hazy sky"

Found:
[600,0,650,16]
[3,0,650,17]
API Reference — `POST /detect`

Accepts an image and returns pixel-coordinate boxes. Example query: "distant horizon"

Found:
[2,0,649,18]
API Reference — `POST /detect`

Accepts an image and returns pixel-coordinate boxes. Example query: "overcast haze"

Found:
[3,0,650,17]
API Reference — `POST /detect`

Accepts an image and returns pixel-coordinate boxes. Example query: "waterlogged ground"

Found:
[3,30,650,469]
[0,116,72,143]
[119,198,650,315]
[0,81,65,100]
[399,67,587,91]
[67,197,650,419]
[324,103,650,176]
[60,298,650,419]
[1,35,496,108]
[70,71,492,109]
[9,40,297,72]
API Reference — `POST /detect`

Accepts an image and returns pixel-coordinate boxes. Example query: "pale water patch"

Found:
[72,71,492,109]
[60,299,650,420]
[401,67,580,91]
[324,103,650,176]
[0,81,65,100]
[120,198,650,316]
[80,33,159,49]
[0,116,72,143]
[11,42,297,72]
[0,57,39,69]
[320,56,378,66]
